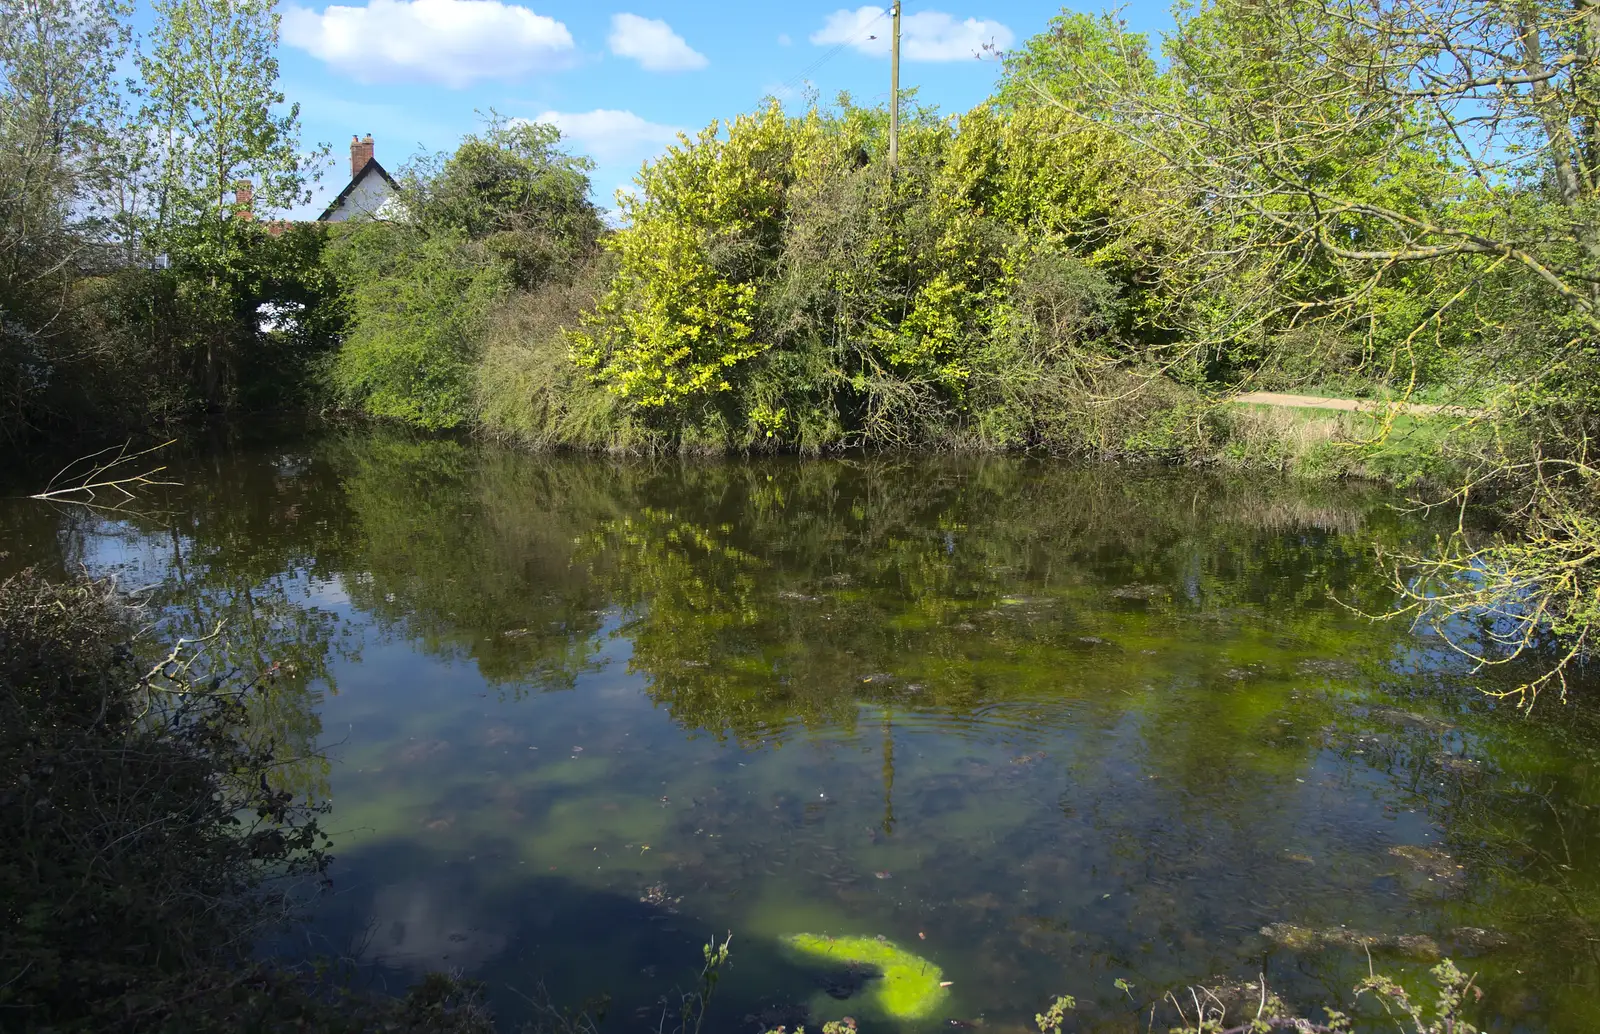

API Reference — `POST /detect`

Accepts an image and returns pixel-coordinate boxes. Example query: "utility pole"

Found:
[889,0,901,169]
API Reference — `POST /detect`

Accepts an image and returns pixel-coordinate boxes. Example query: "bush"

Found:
[0,220,340,451]
[400,116,603,290]
[0,571,315,1026]
[324,118,603,432]
[552,97,1154,454]
[326,221,509,429]
[474,254,653,451]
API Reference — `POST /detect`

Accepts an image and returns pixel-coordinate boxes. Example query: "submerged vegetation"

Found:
[779,934,949,1022]
[13,436,1588,1032]
[4,443,1538,1032]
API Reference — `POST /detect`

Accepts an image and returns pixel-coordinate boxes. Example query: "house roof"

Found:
[317,157,398,221]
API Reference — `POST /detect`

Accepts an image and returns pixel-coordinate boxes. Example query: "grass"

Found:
[1222,400,1471,487]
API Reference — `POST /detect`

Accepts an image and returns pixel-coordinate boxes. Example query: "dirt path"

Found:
[1234,391,1476,417]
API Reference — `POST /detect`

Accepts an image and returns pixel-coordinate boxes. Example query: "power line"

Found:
[776,7,891,97]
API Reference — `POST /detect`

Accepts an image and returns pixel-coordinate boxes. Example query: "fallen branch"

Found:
[28,439,178,509]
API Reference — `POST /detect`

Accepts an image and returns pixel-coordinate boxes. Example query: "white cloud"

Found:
[607,13,707,72]
[283,0,575,87]
[529,109,684,164]
[778,32,792,46]
[810,7,1013,61]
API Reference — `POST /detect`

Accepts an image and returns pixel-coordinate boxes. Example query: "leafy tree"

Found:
[0,0,132,440]
[1012,0,1600,702]
[326,223,508,429]
[136,0,320,408]
[571,102,799,411]
[0,0,341,447]
[400,116,603,288]
[995,10,1158,112]
[567,97,1147,452]
[139,0,314,251]
[326,118,604,430]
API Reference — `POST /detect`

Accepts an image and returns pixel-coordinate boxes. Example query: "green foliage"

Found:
[326,117,602,431]
[473,255,651,450]
[563,96,1153,452]
[1000,0,1600,700]
[680,934,733,1034]
[0,0,333,446]
[0,568,515,1032]
[996,11,1156,112]
[138,0,315,255]
[570,103,792,409]
[0,570,323,1028]
[400,115,603,288]
[0,0,133,441]
[326,221,508,429]
[1355,961,1482,1034]
[1034,994,1075,1034]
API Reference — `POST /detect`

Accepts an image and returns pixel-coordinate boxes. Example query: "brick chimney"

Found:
[350,134,374,179]
[234,180,254,221]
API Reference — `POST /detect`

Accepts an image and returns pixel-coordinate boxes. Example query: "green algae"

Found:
[780,933,949,1021]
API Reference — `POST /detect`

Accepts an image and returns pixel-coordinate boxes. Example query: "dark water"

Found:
[5,430,1600,1032]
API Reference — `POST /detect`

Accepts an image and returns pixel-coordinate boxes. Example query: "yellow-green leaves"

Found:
[569,96,1139,445]
[573,226,761,407]
[571,103,803,408]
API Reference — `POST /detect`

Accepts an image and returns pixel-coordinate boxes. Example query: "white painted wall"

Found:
[324,169,400,222]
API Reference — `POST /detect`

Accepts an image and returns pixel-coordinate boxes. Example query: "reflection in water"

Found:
[6,431,1600,1032]
[361,877,510,973]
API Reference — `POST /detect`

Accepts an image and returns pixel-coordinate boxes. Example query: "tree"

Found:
[0,0,132,440]
[327,222,509,429]
[137,0,320,407]
[139,0,313,247]
[325,118,604,430]
[400,115,603,288]
[1014,0,1600,702]
[566,97,1144,452]
[995,10,1157,113]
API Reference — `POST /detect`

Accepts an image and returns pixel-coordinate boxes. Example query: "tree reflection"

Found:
[13,432,1600,1028]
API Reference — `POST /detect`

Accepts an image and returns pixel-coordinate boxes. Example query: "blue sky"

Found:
[253,1,1168,218]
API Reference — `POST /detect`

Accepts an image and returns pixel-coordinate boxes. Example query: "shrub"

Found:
[326,221,509,429]
[474,254,654,451]
[0,571,322,1027]
[557,97,1150,454]
[400,116,604,290]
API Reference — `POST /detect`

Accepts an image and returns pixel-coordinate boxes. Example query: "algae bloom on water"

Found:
[780,933,950,1022]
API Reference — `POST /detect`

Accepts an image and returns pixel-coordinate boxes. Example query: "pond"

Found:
[5,430,1600,1033]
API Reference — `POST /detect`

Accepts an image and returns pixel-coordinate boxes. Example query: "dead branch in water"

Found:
[28,439,178,509]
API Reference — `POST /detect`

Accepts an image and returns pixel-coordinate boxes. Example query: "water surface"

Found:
[5,431,1599,1032]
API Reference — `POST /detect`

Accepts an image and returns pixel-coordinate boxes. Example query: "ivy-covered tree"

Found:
[567,97,1146,451]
